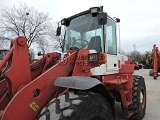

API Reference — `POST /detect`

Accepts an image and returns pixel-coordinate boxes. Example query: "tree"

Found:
[28,48,35,62]
[128,50,144,63]
[0,37,10,48]
[0,3,51,48]
[36,36,50,54]
[47,22,65,52]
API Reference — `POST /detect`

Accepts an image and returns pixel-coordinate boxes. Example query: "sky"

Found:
[1,0,160,53]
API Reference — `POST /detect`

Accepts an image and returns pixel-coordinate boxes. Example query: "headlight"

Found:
[61,18,66,25]
[61,18,70,26]
[90,7,99,14]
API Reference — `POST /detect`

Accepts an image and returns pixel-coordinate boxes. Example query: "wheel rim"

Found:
[140,87,145,109]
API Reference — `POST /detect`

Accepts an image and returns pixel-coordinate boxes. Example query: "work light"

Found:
[90,7,99,14]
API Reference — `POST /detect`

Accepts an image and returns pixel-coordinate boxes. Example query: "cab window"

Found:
[106,18,117,55]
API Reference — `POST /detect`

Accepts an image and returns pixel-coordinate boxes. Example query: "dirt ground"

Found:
[116,69,160,120]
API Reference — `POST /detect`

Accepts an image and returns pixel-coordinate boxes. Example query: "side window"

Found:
[106,19,117,55]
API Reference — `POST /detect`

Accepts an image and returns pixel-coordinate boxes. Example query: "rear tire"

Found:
[39,91,114,120]
[131,75,146,120]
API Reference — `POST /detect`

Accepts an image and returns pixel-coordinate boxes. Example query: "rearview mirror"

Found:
[98,13,107,25]
[56,26,61,36]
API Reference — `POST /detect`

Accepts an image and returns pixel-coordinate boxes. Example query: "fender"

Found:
[54,76,116,118]
[54,76,101,90]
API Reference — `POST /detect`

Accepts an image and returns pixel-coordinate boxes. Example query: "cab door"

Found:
[106,18,119,71]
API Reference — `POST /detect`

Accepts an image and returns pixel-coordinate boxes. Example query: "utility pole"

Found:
[133,43,136,51]
[133,43,137,63]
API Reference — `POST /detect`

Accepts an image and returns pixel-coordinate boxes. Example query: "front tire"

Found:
[39,91,114,120]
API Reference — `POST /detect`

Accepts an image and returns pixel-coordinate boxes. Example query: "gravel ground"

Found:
[116,69,160,120]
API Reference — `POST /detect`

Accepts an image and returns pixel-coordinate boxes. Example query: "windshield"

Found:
[63,13,104,52]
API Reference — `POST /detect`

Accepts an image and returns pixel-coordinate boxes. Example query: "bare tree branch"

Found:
[0,3,51,48]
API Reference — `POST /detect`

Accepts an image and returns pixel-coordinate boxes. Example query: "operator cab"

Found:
[57,6,121,74]
[62,12,105,52]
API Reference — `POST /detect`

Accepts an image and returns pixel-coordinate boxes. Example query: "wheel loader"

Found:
[0,6,146,120]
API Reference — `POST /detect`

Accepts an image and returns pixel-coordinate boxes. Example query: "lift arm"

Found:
[0,36,105,120]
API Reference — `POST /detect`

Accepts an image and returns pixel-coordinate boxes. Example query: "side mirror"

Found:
[56,26,61,36]
[98,13,107,25]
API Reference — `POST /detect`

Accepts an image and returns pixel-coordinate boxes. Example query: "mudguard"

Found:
[54,76,101,90]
